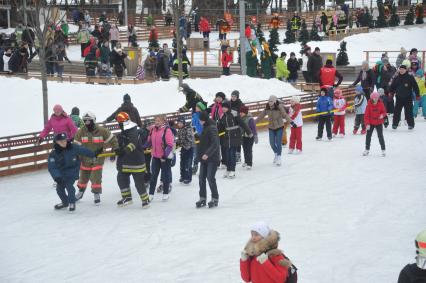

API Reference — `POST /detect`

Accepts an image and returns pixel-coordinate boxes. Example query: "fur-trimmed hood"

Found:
[244,230,293,268]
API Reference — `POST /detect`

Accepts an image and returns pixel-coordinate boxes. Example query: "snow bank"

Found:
[0,119,425,282]
[1,75,300,136]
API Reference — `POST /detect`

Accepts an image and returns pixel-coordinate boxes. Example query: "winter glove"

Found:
[54,177,65,186]
[290,121,297,128]
[254,135,258,144]
[384,116,389,128]
[366,125,371,131]
[241,251,249,261]
[256,253,268,264]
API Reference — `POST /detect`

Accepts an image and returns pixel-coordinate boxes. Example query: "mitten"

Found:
[241,251,249,261]
[256,253,268,264]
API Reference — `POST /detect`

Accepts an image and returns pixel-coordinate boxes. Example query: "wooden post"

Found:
[366,51,369,64]
[218,49,221,66]
[190,49,194,66]
[203,50,207,66]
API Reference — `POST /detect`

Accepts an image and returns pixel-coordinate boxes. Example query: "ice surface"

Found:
[0,118,424,282]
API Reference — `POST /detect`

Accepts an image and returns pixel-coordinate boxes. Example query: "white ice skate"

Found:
[339,134,345,138]
[223,171,229,178]
[149,194,154,202]
[273,153,278,164]
[94,193,100,205]
[242,163,247,168]
[162,194,170,202]
[228,171,236,179]
[288,149,294,154]
[363,150,369,156]
[296,149,302,154]
[276,156,282,166]
[246,165,252,170]
[381,150,386,157]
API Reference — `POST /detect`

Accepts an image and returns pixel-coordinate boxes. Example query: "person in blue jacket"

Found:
[316,87,333,141]
[48,133,97,212]
[191,101,206,175]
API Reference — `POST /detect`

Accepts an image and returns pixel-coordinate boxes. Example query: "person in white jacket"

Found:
[332,88,347,137]
[109,25,120,50]
[1,47,12,73]
[301,46,311,83]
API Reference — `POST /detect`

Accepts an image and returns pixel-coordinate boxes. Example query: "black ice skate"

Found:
[208,199,219,208]
[54,203,68,210]
[69,203,76,212]
[94,193,101,205]
[117,197,133,207]
[195,199,206,208]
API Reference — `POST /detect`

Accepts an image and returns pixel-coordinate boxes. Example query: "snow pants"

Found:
[199,161,219,200]
[180,147,194,182]
[333,115,345,135]
[385,93,395,114]
[289,127,302,151]
[269,127,283,156]
[56,180,76,205]
[354,114,366,131]
[117,171,148,200]
[77,164,103,194]
[365,124,385,150]
[393,97,414,128]
[242,137,254,167]
[413,96,426,117]
[149,158,172,195]
[317,115,332,139]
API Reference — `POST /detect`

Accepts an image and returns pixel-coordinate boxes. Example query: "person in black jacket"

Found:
[378,58,397,114]
[114,112,150,208]
[397,230,426,283]
[351,61,376,100]
[307,47,323,83]
[390,62,419,130]
[110,48,127,79]
[105,93,143,128]
[22,26,35,57]
[218,101,252,179]
[178,83,206,113]
[287,52,300,83]
[196,111,220,208]
[230,90,243,115]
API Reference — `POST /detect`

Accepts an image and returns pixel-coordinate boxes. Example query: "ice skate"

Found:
[288,149,294,154]
[54,203,68,210]
[196,198,206,208]
[208,199,219,208]
[275,155,282,166]
[148,194,154,202]
[69,203,76,212]
[381,150,386,157]
[242,163,247,168]
[246,165,252,170]
[339,134,345,138]
[75,190,85,201]
[363,150,369,156]
[156,183,163,193]
[361,129,367,135]
[315,136,322,141]
[94,193,100,205]
[273,153,278,164]
[353,128,358,135]
[223,171,229,178]
[228,171,235,179]
[162,194,170,202]
[117,197,133,207]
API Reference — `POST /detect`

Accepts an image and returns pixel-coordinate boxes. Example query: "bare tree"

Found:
[13,0,67,124]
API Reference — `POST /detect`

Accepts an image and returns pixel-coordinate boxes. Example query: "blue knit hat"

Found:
[355,86,364,94]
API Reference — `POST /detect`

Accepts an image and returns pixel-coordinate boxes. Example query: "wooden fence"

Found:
[0,84,355,177]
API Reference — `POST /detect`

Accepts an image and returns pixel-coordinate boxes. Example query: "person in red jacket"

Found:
[240,222,297,283]
[363,91,387,157]
[199,17,210,39]
[221,45,233,76]
[319,59,343,87]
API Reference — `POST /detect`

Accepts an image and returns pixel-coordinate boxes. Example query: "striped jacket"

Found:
[74,125,118,167]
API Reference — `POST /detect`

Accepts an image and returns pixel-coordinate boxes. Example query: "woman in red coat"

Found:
[240,222,297,283]
[363,91,387,157]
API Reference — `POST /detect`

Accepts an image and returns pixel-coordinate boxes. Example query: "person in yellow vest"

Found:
[276,52,289,81]
[74,112,119,205]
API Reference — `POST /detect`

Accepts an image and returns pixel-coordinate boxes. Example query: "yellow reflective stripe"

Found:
[126,143,136,151]
[140,194,149,201]
[122,168,146,173]
[122,191,131,197]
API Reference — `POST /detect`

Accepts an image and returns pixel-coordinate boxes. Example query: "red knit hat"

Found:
[240,105,249,114]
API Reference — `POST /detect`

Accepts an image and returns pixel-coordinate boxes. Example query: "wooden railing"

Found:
[364,50,426,68]
[0,84,355,177]
[328,27,369,41]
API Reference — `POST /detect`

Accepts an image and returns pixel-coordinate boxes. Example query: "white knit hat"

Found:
[251,222,271,238]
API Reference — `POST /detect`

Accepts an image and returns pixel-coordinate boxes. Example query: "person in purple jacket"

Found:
[37,104,78,145]
[239,105,258,170]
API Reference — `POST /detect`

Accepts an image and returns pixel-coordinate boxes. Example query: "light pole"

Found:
[124,0,128,26]
[239,0,246,75]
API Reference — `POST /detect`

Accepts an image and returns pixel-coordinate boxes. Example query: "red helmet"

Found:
[116,112,130,123]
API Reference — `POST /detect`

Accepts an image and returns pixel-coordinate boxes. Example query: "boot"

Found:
[196,198,206,208]
[54,203,68,210]
[362,150,369,156]
[117,197,133,207]
[140,194,150,208]
[208,199,219,208]
[75,189,85,201]
[94,193,101,205]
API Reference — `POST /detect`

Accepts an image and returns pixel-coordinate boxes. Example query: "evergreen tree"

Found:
[268,28,279,63]
[310,23,322,41]
[389,5,400,27]
[298,20,310,45]
[284,19,296,44]
[336,41,349,66]
[376,0,388,28]
[404,6,415,25]
[256,23,266,44]
[415,4,424,24]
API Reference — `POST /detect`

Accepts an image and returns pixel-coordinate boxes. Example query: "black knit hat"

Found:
[71,107,80,115]
[199,111,209,122]
[123,93,131,102]
[222,100,231,109]
[215,92,226,100]
[54,133,67,141]
[231,90,240,98]
[326,59,333,65]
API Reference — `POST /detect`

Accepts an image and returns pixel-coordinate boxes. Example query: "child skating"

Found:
[316,87,333,141]
[332,88,347,138]
[353,86,367,135]
[288,96,303,154]
[363,91,387,157]
[239,105,258,169]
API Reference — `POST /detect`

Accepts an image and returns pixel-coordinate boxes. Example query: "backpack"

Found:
[284,255,298,283]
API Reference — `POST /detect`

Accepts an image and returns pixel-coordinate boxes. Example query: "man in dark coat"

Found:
[378,58,397,114]
[110,48,127,79]
[351,60,376,100]
[178,83,206,113]
[105,94,143,128]
[48,133,96,212]
[390,62,419,130]
[230,90,244,114]
[196,111,220,208]
[307,47,323,83]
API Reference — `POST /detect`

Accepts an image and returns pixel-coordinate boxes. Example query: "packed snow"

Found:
[0,75,301,136]
[0,117,425,282]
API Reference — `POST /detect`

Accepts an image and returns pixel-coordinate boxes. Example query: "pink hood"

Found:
[39,113,77,140]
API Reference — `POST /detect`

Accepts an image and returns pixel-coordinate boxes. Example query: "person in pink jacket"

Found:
[147,115,175,202]
[37,104,77,145]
